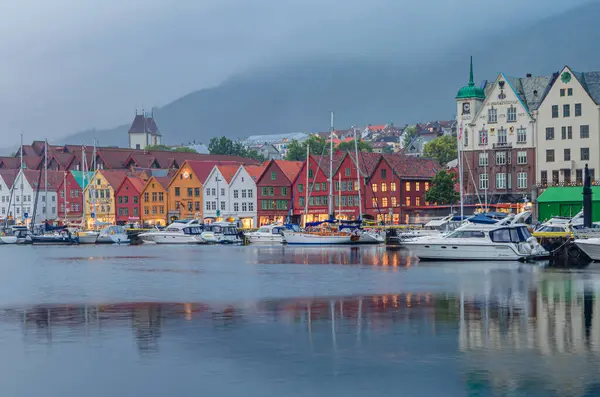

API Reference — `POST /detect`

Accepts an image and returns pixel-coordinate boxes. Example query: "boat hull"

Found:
[355,231,385,244]
[245,233,283,244]
[0,236,17,244]
[154,235,204,244]
[30,236,78,245]
[574,238,600,261]
[282,232,354,245]
[77,233,99,244]
[96,234,130,244]
[404,240,527,261]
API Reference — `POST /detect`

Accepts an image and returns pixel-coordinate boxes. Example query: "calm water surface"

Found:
[1,244,600,396]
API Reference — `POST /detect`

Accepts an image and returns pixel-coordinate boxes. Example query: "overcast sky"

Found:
[0,0,593,142]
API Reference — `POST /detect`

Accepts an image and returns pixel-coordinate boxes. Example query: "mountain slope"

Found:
[60,1,600,147]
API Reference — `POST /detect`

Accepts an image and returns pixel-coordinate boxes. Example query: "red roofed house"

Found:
[15,170,64,224]
[57,171,84,222]
[256,160,303,226]
[202,164,243,222]
[0,170,18,221]
[115,176,147,225]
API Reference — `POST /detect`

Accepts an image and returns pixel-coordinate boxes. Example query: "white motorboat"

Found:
[282,222,356,245]
[356,229,386,244]
[390,214,467,243]
[154,225,206,244]
[139,220,202,244]
[0,234,17,244]
[96,226,130,245]
[75,230,99,244]
[201,222,241,244]
[404,218,548,261]
[574,238,600,261]
[245,224,286,244]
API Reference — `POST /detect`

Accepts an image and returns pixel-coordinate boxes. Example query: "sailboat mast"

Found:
[328,111,334,219]
[44,138,48,221]
[353,127,363,220]
[81,145,86,223]
[304,144,309,226]
[19,133,23,223]
[63,171,67,223]
[458,122,464,219]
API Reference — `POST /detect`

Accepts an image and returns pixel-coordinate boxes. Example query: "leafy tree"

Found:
[145,144,197,153]
[172,147,198,153]
[402,125,417,148]
[423,135,457,166]
[208,136,266,162]
[336,140,373,153]
[285,140,306,161]
[246,149,266,163]
[425,170,459,205]
[145,144,172,151]
[304,135,328,156]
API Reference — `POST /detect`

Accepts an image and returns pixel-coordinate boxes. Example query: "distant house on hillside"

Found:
[243,133,308,158]
[248,144,281,160]
[128,111,162,150]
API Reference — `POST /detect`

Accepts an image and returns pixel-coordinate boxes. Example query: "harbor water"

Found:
[2,244,600,396]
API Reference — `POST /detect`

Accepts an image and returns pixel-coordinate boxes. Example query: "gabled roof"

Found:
[215,164,241,184]
[0,169,19,189]
[184,161,226,185]
[22,170,64,191]
[504,73,553,114]
[50,153,74,168]
[567,67,600,105]
[117,176,146,195]
[128,114,161,136]
[0,157,21,169]
[22,155,43,170]
[266,160,303,184]
[123,153,160,169]
[70,171,94,190]
[98,170,129,189]
[243,164,266,182]
[154,176,171,190]
[382,154,439,179]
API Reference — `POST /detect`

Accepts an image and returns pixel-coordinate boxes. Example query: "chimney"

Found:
[526,73,532,78]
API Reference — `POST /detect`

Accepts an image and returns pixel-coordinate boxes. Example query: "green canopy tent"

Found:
[537,186,600,222]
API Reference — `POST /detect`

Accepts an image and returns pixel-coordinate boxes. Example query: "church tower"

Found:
[456,57,486,144]
[128,110,163,150]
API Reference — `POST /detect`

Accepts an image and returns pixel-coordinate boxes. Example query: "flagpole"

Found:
[457,122,464,219]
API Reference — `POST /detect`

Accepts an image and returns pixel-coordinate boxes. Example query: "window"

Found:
[568,88,573,96]
[405,182,411,192]
[517,172,527,189]
[242,189,247,198]
[464,128,468,146]
[541,170,548,185]
[234,203,239,212]
[211,188,216,196]
[552,105,559,118]
[206,202,211,210]
[123,196,128,204]
[581,125,590,138]
[261,187,267,196]
[158,192,164,202]
[479,153,488,166]
[425,182,430,191]
[345,168,351,176]
[220,201,225,210]
[276,200,287,210]
[546,127,554,140]
[563,104,570,117]
[546,149,555,162]
[576,169,583,184]
[134,207,139,216]
[405,197,411,206]
[187,188,192,197]
[391,182,397,192]
[151,192,157,202]
[281,187,288,196]
[270,172,276,181]
[561,126,572,139]
[194,188,200,197]
[314,183,320,192]
[382,198,389,207]
[517,151,527,165]
[591,169,596,181]
[564,169,571,184]
[496,152,506,165]
[496,173,506,189]
[321,182,326,191]
[242,202,247,211]
[497,128,507,145]
[233,190,239,198]
[479,173,488,190]
[117,196,122,204]
[564,148,571,161]
[299,197,304,207]
[372,198,378,207]
[415,197,421,206]
[391,197,397,207]
[175,187,180,197]
[211,201,216,210]
[560,88,565,97]
[308,169,314,178]
[205,188,210,196]
[581,147,590,161]
[479,129,488,145]
[381,183,387,192]
[517,128,526,143]
[372,183,378,192]
[187,201,192,211]
[507,106,517,122]
[133,196,138,204]
[248,190,253,198]
[488,107,497,123]
[552,170,559,185]
[221,188,225,196]
[297,184,303,193]
[381,169,387,179]
[249,202,254,211]
[575,103,582,117]
[415,182,420,191]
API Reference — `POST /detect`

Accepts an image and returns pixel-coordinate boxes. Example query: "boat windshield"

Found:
[489,227,531,243]
[257,227,270,233]
[536,225,567,232]
[446,230,485,238]
[222,226,238,235]
[272,227,284,235]
[183,226,203,235]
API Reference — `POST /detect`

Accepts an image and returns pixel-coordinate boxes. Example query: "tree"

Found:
[402,125,417,148]
[208,136,266,162]
[285,140,306,161]
[246,149,266,163]
[423,135,457,166]
[425,170,459,205]
[336,140,373,153]
[145,144,172,151]
[172,147,198,153]
[145,144,197,153]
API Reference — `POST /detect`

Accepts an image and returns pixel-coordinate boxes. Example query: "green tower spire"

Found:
[456,56,485,100]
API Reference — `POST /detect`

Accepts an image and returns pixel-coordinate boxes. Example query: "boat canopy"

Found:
[468,214,499,224]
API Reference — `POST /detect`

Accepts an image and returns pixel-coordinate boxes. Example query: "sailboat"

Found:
[282,112,356,245]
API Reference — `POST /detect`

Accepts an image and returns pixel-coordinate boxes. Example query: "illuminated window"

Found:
[381,183,387,192]
[405,197,411,206]
[372,184,378,192]
[390,182,397,192]
[415,197,421,206]
[391,197,397,207]
[372,198,377,207]
[405,182,411,192]
[425,182,429,191]
[382,197,388,207]
[415,182,420,191]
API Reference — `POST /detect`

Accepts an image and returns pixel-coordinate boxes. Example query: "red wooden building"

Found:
[57,171,85,222]
[115,176,146,225]
[256,160,302,226]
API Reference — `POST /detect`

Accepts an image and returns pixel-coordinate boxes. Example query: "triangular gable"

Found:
[472,72,534,121]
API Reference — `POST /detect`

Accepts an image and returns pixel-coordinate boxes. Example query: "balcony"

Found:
[493,142,512,149]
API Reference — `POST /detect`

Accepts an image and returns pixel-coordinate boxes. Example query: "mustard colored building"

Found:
[167,161,206,221]
[140,176,170,226]
[83,170,128,227]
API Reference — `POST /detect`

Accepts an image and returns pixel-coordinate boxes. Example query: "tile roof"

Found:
[572,70,600,105]
[22,170,64,191]
[273,160,303,183]
[243,164,266,182]
[98,170,129,189]
[185,161,228,185]
[216,164,241,184]
[382,154,439,179]
[22,156,43,170]
[0,157,20,169]
[118,176,146,194]
[50,153,74,168]
[367,124,387,131]
[154,176,171,190]
[0,169,19,189]
[96,149,132,169]
[124,153,159,168]
[505,74,553,113]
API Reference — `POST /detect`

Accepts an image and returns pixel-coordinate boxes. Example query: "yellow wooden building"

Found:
[83,170,128,227]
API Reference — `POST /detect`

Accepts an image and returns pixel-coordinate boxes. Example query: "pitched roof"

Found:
[117,176,146,194]
[185,161,227,185]
[22,170,64,191]
[273,160,303,183]
[70,171,94,190]
[382,154,439,179]
[128,114,161,136]
[124,153,159,168]
[504,74,553,113]
[50,153,74,168]
[570,69,600,105]
[98,170,129,189]
[367,124,387,131]
[243,164,266,182]
[0,157,21,169]
[216,164,241,184]
[96,149,132,169]
[0,169,19,189]
[154,176,171,190]
[22,155,43,170]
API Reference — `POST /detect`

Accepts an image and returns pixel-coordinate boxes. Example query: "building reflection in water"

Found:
[4,275,600,395]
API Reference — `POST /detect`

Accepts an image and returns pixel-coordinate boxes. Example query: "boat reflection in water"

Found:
[4,273,600,396]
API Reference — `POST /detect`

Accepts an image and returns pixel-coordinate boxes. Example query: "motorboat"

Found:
[389,214,466,244]
[11,226,33,244]
[29,229,79,245]
[282,221,356,245]
[536,210,600,233]
[201,222,242,244]
[139,220,202,244]
[96,225,130,245]
[574,238,600,261]
[154,225,206,244]
[403,217,548,261]
[245,224,286,244]
[75,230,99,244]
[338,222,386,244]
[0,231,17,244]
